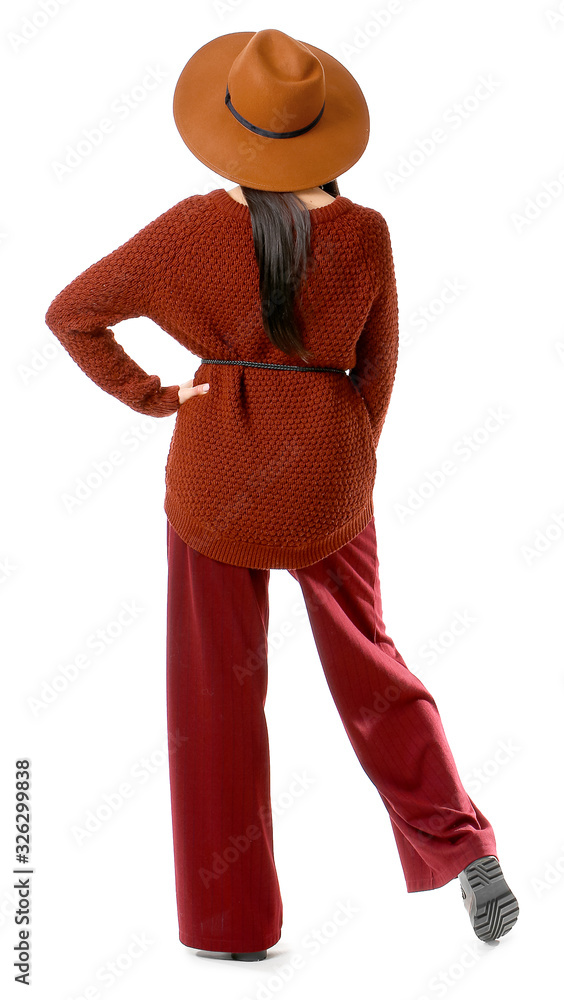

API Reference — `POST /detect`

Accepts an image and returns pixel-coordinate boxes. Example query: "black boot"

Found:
[231,950,267,961]
[458,855,519,941]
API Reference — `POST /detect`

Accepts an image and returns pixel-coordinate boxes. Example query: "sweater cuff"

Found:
[148,384,181,416]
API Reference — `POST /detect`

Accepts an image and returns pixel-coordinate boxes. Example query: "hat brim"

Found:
[173,31,370,191]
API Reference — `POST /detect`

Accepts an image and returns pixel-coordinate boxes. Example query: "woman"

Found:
[45,28,518,962]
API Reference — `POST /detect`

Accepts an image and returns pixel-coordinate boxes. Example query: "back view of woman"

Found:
[44,27,518,962]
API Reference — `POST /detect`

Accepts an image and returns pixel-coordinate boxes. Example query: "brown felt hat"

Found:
[172,28,370,192]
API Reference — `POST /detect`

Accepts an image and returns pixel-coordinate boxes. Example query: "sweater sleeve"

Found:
[44,209,181,418]
[349,212,399,451]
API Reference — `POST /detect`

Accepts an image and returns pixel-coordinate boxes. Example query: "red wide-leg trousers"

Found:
[165,515,498,953]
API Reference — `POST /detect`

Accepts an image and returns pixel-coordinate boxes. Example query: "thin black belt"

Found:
[199,358,348,374]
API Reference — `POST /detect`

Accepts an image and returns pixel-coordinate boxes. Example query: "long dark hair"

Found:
[240,179,341,362]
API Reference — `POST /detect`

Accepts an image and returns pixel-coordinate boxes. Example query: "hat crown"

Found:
[227,28,325,135]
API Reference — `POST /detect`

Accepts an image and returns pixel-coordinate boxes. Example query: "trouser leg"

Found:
[289,516,498,891]
[165,519,283,951]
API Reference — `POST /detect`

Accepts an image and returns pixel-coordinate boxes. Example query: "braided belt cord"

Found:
[199,358,348,374]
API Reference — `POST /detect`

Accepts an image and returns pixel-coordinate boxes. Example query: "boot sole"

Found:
[231,950,267,961]
[458,855,519,941]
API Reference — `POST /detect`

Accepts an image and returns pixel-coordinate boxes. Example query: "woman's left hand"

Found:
[178,379,210,405]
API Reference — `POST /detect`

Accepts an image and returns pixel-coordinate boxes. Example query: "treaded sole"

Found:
[458,855,519,941]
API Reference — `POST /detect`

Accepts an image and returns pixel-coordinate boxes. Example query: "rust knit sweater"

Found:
[44,186,399,569]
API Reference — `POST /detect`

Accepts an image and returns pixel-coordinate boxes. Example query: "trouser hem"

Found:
[179,928,283,952]
[405,851,499,892]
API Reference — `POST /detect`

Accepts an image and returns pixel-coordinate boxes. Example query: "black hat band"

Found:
[225,84,325,138]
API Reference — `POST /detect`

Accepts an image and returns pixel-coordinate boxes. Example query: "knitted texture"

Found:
[44,186,399,569]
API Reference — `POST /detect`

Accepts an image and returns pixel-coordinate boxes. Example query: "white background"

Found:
[1,0,563,997]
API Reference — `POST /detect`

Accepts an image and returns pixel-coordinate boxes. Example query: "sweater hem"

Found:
[163,490,375,570]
